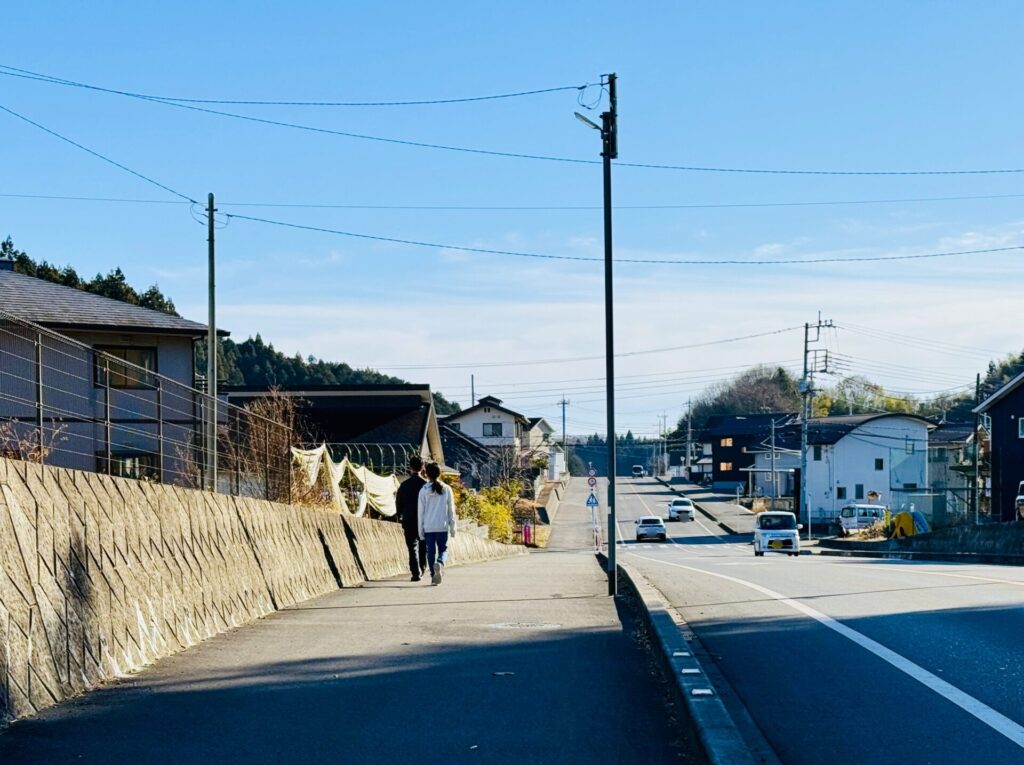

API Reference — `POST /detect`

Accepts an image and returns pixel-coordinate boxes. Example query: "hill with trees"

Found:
[4,236,460,414]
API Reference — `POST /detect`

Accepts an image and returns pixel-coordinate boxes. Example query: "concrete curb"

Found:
[655,477,741,535]
[605,554,763,765]
[818,548,1024,565]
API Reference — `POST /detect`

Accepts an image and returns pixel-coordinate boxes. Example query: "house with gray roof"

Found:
[0,256,215,481]
[803,413,932,530]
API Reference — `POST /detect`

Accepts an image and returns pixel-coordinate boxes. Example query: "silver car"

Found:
[635,516,668,542]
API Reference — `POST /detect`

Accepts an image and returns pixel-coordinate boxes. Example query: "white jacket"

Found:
[418,481,457,538]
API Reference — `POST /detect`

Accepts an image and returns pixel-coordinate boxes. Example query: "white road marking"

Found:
[629,552,1024,750]
[875,566,1024,589]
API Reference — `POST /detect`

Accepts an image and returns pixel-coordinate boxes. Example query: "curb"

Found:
[656,477,741,535]
[819,548,1024,566]
[606,555,765,765]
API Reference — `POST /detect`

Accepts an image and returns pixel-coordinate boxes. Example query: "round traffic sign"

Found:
[588,469,597,477]
[587,476,598,487]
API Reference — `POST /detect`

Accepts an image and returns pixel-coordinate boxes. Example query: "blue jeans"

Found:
[424,531,450,574]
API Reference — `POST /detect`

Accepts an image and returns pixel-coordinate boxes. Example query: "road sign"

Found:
[587,476,598,487]
[588,469,597,477]
[586,493,599,508]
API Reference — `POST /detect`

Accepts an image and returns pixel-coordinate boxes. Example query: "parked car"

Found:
[753,511,802,557]
[1015,481,1024,520]
[632,465,646,478]
[838,503,887,535]
[635,516,667,541]
[667,497,696,522]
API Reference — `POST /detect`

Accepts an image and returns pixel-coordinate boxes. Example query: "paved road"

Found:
[0,482,687,764]
[610,477,1024,765]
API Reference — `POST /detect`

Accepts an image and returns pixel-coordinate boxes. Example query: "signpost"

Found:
[587,491,601,550]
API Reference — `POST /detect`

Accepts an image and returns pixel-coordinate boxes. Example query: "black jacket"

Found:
[396,474,427,531]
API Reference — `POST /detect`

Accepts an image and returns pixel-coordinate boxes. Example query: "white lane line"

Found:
[629,552,1024,750]
[877,566,1024,589]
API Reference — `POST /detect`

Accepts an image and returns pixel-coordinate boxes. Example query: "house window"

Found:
[449,422,461,432]
[905,439,915,455]
[813,445,822,461]
[94,346,157,389]
[719,462,733,472]
[97,452,159,480]
[836,486,847,500]
[875,458,884,471]
[929,448,947,463]
[855,484,864,500]
[482,422,503,437]
[542,433,550,443]
[720,437,733,447]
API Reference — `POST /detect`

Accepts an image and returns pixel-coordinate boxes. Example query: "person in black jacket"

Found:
[395,456,428,581]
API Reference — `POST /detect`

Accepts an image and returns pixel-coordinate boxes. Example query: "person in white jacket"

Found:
[418,462,457,585]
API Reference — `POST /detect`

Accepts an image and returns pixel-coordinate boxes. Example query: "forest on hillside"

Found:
[3,237,461,414]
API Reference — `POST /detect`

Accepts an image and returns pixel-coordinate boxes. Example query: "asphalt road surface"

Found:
[610,477,1024,765]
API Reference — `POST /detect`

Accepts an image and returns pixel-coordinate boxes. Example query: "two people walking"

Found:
[395,457,457,585]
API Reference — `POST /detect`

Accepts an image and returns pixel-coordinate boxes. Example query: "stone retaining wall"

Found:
[0,458,524,724]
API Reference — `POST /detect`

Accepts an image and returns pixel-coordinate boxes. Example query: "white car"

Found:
[635,516,667,542]
[753,511,802,557]
[667,497,696,522]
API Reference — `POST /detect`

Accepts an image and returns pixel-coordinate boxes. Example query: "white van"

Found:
[839,504,886,535]
[753,511,801,557]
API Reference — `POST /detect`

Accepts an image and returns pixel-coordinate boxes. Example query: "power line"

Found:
[357,327,803,370]
[0,64,594,107]
[0,102,196,203]
[226,212,1024,266]
[8,190,1024,211]
[10,63,1024,176]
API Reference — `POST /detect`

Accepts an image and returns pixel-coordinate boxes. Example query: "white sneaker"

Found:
[433,562,444,585]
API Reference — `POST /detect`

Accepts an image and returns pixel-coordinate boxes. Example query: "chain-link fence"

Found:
[0,309,291,500]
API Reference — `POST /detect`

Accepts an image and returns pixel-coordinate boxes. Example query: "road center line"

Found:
[628,552,1024,750]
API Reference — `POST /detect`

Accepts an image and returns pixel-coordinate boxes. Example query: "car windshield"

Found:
[672,500,691,506]
[640,518,662,525]
[758,515,796,530]
[840,507,855,518]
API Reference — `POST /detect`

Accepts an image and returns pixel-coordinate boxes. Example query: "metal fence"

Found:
[323,442,420,476]
[0,309,291,500]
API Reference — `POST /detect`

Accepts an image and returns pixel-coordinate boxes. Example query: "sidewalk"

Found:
[0,484,682,764]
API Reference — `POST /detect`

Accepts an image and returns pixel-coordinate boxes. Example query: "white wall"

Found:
[446,406,522,449]
[805,417,929,523]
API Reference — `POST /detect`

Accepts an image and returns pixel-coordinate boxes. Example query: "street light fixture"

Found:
[575,74,618,596]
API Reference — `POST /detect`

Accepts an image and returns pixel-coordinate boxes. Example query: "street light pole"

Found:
[601,75,618,596]
[577,74,618,595]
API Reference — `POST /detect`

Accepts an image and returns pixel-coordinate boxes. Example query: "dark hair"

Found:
[408,456,424,474]
[425,462,443,494]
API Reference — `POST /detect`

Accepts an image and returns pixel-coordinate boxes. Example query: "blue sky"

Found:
[3,2,1024,436]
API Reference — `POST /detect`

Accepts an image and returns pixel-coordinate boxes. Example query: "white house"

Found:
[443,395,529,451]
[525,416,566,478]
[804,414,932,527]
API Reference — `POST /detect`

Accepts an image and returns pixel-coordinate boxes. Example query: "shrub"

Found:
[478,498,514,543]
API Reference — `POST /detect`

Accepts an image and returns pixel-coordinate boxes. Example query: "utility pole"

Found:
[770,416,777,505]
[574,73,617,594]
[799,316,833,540]
[471,374,475,407]
[559,397,570,477]
[206,192,218,493]
[973,372,981,524]
[685,398,692,479]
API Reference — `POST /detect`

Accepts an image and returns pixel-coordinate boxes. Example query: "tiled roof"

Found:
[0,269,211,336]
[929,423,975,444]
[808,414,932,445]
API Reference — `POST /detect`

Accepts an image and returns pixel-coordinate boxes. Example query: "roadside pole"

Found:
[973,372,981,524]
[575,73,617,595]
[206,192,218,493]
